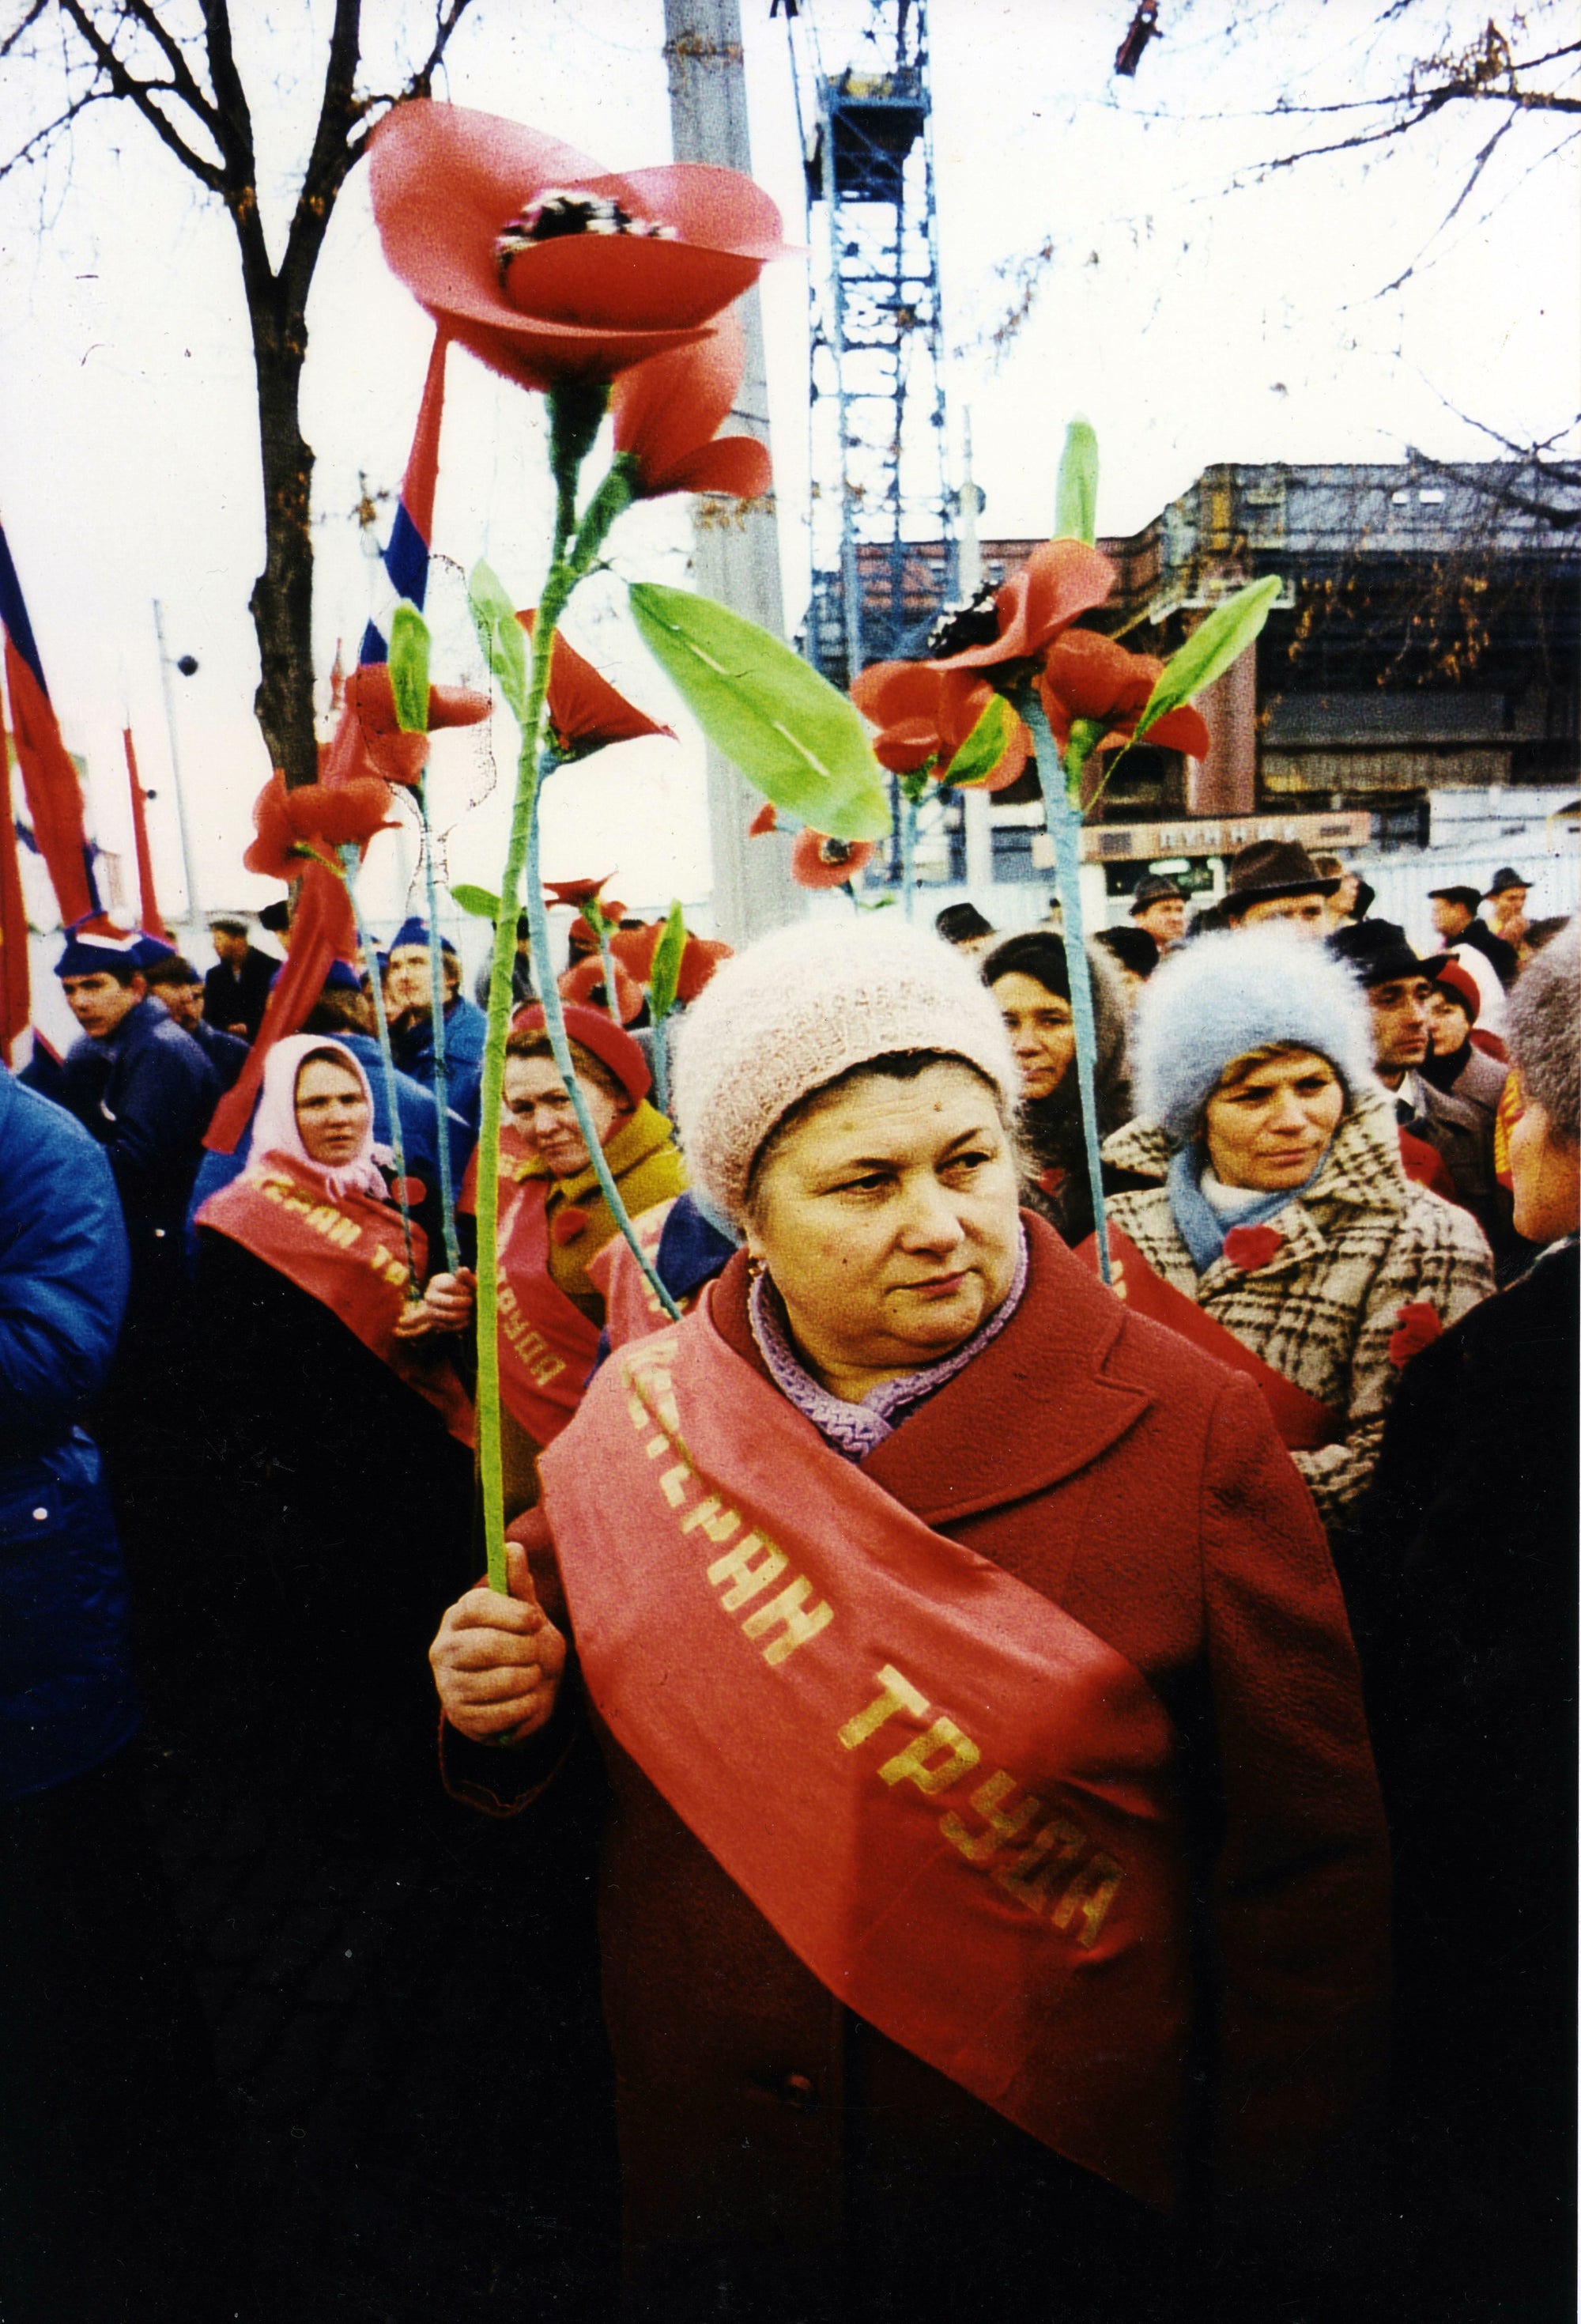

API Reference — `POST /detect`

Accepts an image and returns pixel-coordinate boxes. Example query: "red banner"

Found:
[485,1171,602,1449]
[586,1194,681,1350]
[1077,1227,1341,1453]
[540,1300,1193,2213]
[197,1152,473,1445]
[0,702,31,1065]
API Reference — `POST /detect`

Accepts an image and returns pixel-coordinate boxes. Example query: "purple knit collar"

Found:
[749,1226,1029,1462]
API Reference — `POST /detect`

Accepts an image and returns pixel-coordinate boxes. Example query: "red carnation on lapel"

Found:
[1388,1302,1443,1367]
[1222,1223,1285,1273]
[551,1206,591,1245]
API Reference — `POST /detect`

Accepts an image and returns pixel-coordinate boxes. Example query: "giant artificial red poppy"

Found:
[559,951,645,1025]
[342,663,492,786]
[1036,630,1212,760]
[791,829,877,889]
[518,613,675,757]
[543,874,617,912]
[926,538,1116,672]
[370,101,790,393]
[609,917,732,1006]
[610,304,773,501]
[850,660,1031,790]
[243,772,394,882]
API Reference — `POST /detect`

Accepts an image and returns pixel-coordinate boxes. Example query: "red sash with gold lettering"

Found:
[1077,1227,1342,1453]
[197,1154,474,1445]
[586,1196,681,1351]
[538,1299,1193,2212]
[489,1175,602,1449]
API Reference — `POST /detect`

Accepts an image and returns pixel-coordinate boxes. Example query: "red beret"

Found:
[511,1001,651,1106]
[1432,958,1481,1025]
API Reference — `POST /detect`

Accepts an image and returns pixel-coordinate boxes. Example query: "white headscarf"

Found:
[250,1033,390,1204]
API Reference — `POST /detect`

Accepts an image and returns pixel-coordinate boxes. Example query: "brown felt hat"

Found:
[1223,839,1340,910]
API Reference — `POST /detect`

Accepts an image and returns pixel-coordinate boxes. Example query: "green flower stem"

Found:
[900,787,919,921]
[417,780,461,1273]
[1015,690,1113,1287]
[337,842,419,1292]
[596,928,621,1024]
[473,434,660,1596]
[651,1004,671,1120]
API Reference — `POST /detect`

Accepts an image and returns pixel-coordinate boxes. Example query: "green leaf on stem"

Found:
[388,603,432,734]
[467,559,528,722]
[940,690,1017,789]
[1134,576,1281,739]
[648,898,688,1026]
[1055,418,1100,547]
[451,882,501,920]
[628,583,891,843]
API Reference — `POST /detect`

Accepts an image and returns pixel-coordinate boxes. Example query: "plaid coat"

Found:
[1101,1088,1494,1532]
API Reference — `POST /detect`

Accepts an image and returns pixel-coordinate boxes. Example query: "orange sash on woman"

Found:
[538,1297,1194,2213]
[1077,1226,1343,1453]
[197,1154,474,1445]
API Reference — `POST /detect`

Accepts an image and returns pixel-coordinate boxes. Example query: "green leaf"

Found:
[1135,576,1281,738]
[628,583,891,843]
[647,899,688,1025]
[388,603,432,733]
[941,690,1017,789]
[1055,418,1100,547]
[467,559,527,722]
[451,882,501,920]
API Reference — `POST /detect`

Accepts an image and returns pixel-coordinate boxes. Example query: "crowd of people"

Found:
[3,841,1576,2323]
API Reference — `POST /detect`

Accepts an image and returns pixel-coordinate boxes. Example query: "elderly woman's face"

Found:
[992,971,1076,1102]
[745,1061,1021,1393]
[1203,1049,1345,1192]
[504,1052,624,1180]
[295,1060,372,1166]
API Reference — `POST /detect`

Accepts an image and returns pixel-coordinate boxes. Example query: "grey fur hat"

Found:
[1132,927,1378,1144]
[1507,916,1579,1132]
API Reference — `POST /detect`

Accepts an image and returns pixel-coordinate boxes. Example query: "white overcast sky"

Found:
[0,0,1575,934]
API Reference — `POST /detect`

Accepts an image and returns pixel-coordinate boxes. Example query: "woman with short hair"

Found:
[430,920,1387,2324]
[1101,930,1493,1532]
[981,928,1130,1246]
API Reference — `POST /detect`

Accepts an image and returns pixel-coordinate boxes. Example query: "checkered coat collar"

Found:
[1103,1087,1409,1286]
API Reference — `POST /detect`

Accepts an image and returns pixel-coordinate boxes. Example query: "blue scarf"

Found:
[1165,1141,1323,1275]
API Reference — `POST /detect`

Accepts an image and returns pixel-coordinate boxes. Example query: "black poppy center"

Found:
[926,584,1001,659]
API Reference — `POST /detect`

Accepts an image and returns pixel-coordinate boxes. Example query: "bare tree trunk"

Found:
[249,309,317,788]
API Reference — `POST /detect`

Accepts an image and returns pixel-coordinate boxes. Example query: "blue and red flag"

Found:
[0,516,101,927]
[359,328,448,665]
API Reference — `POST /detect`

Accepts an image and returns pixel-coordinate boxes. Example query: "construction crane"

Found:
[783,0,956,703]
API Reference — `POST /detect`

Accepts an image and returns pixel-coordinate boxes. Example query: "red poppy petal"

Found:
[747,801,778,837]
[674,935,731,1004]
[542,875,614,906]
[933,540,1115,668]
[874,720,940,775]
[850,659,945,725]
[657,435,773,501]
[1141,705,1213,760]
[613,308,743,482]
[500,236,761,335]
[790,830,876,888]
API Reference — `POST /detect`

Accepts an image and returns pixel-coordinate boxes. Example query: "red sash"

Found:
[490,1174,602,1448]
[539,1301,1193,2212]
[197,1154,474,1445]
[1077,1227,1341,1453]
[586,1195,684,1351]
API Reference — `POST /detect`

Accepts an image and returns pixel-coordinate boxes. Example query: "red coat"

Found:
[453,1218,1388,2313]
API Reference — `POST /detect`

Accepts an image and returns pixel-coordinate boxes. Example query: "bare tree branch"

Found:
[115,0,221,135]
[0,0,51,60]
[55,0,225,187]
[0,82,115,184]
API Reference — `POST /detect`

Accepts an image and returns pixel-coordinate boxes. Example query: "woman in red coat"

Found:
[431,921,1387,2324]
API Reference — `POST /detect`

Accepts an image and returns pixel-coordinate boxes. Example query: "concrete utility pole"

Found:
[956,412,994,894]
[662,0,805,945]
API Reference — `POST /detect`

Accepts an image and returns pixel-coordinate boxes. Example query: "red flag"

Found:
[123,727,168,941]
[0,699,32,1066]
[0,520,100,926]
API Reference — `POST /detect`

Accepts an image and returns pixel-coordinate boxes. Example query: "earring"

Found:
[745,1253,765,1282]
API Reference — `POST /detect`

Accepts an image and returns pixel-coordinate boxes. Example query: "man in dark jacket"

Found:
[202,911,279,1041]
[0,1066,232,2320]
[1338,916,1579,2324]
[143,950,248,1089]
[1426,882,1519,988]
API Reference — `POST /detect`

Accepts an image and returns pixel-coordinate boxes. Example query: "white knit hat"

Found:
[671,916,1019,1221]
[1133,926,1379,1144]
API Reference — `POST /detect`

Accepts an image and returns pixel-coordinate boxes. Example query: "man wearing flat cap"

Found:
[1220,841,1337,936]
[1426,882,1518,991]
[203,913,280,1044]
[1483,867,1531,960]
[1128,875,1187,950]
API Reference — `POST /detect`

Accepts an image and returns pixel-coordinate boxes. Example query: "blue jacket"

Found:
[187,1015,250,1091]
[183,1032,473,1267]
[0,1070,138,1803]
[391,995,487,1132]
[58,998,221,1241]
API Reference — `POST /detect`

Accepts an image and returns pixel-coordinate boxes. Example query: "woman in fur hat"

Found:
[429,919,1387,2324]
[1101,930,1494,1534]
[981,930,1131,1247]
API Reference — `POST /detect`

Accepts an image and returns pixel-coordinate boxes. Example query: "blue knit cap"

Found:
[390,916,458,958]
[1133,927,1377,1144]
[55,921,145,979]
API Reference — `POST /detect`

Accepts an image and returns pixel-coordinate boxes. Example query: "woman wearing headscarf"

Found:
[194,1034,474,1742]
[980,929,1130,1246]
[428,920,1387,2324]
[474,1003,686,1518]
[1100,930,1493,1536]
